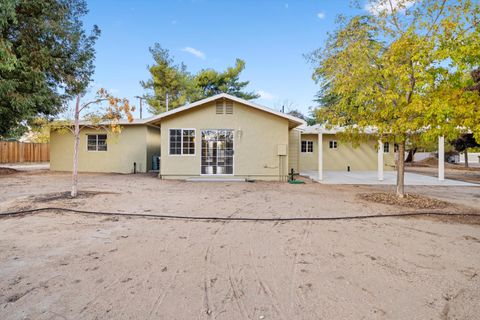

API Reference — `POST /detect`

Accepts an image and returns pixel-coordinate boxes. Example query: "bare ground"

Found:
[406,161,480,184]
[0,171,479,319]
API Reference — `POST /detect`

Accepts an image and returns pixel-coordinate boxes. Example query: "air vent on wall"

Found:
[216,100,224,114]
[225,101,233,114]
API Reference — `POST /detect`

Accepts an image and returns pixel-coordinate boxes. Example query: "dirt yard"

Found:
[407,159,480,184]
[1,171,479,319]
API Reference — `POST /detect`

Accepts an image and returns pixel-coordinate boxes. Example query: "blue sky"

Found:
[82,0,365,118]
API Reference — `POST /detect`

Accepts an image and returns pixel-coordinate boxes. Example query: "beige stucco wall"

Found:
[159,101,290,181]
[50,125,160,173]
[298,134,319,171]
[146,126,161,171]
[299,133,395,172]
[288,129,300,173]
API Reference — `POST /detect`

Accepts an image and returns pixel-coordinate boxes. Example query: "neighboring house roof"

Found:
[299,124,378,134]
[144,93,305,128]
[77,119,152,126]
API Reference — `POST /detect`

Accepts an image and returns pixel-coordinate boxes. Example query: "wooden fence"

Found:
[0,141,50,163]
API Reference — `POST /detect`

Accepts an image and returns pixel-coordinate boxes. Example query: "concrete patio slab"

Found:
[301,170,479,186]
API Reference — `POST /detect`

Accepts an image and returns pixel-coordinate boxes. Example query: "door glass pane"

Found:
[201,129,234,175]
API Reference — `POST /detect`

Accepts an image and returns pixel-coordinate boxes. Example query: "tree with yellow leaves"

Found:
[309,0,480,197]
[52,89,135,197]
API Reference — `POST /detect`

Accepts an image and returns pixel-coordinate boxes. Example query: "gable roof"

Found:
[144,93,305,128]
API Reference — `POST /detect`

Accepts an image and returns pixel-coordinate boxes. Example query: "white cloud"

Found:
[365,0,415,15]
[257,90,276,101]
[181,47,206,59]
[317,12,325,19]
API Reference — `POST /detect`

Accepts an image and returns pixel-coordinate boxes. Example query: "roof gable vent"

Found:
[225,101,233,114]
[216,100,224,114]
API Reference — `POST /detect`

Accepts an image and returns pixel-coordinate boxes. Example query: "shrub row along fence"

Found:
[0,141,50,163]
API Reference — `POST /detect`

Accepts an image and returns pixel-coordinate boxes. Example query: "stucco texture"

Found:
[158,101,290,181]
[50,125,160,174]
[299,133,396,172]
[288,129,300,174]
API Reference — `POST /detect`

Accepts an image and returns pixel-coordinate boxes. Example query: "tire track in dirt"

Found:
[200,208,242,319]
[79,278,122,315]
[226,250,252,320]
[246,222,288,320]
[288,219,316,318]
[148,223,194,317]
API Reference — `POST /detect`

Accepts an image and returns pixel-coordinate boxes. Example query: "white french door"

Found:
[201,130,234,175]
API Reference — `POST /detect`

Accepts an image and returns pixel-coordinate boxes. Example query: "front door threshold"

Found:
[186,177,246,182]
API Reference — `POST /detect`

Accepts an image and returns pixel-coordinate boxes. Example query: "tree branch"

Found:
[388,0,404,33]
[79,98,109,113]
[406,58,416,103]
[426,0,448,37]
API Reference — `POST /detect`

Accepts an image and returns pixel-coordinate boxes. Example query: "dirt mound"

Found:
[0,167,18,175]
[413,157,438,167]
[410,157,480,172]
[357,192,451,209]
[30,191,117,203]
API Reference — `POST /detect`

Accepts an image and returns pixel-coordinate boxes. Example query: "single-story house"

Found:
[50,93,396,181]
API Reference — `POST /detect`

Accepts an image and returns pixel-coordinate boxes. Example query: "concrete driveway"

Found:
[301,170,479,186]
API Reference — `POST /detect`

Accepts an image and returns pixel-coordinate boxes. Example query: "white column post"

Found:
[377,140,384,181]
[438,136,445,181]
[318,133,323,181]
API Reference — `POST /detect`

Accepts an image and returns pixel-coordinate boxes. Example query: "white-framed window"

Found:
[384,142,390,153]
[87,134,107,151]
[169,129,195,155]
[301,140,313,153]
[394,143,399,153]
[329,140,338,149]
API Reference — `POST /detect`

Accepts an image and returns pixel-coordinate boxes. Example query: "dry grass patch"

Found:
[358,192,452,209]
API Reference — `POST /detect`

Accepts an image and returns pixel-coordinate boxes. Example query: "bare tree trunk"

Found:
[71,96,81,198]
[396,141,406,198]
[464,148,469,168]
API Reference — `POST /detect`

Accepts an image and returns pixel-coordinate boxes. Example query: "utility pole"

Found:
[134,96,145,119]
[166,92,169,112]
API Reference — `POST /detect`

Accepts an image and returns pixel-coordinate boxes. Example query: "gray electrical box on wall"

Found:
[277,144,287,156]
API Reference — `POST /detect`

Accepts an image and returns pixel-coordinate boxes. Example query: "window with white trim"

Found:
[301,140,313,153]
[384,142,390,153]
[87,134,107,151]
[329,140,338,149]
[394,143,399,153]
[169,129,195,155]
